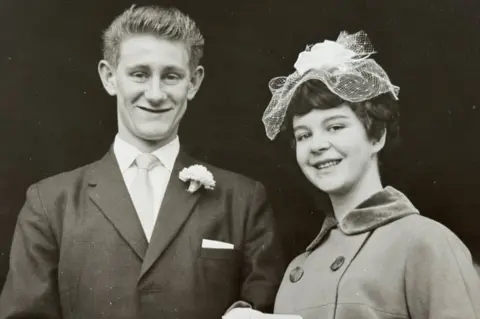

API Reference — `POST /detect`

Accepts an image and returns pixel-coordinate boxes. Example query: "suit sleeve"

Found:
[237,182,285,312]
[405,222,480,319]
[0,184,62,319]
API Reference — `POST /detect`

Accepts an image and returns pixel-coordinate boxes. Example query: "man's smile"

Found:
[137,106,172,114]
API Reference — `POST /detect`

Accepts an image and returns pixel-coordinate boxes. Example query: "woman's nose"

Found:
[310,135,331,153]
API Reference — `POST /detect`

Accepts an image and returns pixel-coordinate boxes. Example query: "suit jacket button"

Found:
[289,266,304,283]
[330,256,345,271]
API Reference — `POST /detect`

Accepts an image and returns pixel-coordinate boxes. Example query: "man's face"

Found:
[100,34,204,150]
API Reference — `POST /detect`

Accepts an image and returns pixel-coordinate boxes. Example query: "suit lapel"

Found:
[87,149,148,260]
[140,151,201,279]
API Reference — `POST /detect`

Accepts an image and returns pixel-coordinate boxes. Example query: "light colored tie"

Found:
[130,153,159,241]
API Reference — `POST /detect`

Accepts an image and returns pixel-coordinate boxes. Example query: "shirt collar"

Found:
[113,134,180,173]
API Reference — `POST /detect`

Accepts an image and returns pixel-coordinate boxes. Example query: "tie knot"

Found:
[135,153,159,170]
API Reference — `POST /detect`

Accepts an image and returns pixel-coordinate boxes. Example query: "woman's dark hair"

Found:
[284,79,400,152]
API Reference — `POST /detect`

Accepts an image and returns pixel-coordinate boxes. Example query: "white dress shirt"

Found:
[113,134,180,238]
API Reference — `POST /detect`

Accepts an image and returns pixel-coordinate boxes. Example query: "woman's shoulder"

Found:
[375,213,471,259]
[387,213,456,238]
[400,214,462,239]
[394,214,472,259]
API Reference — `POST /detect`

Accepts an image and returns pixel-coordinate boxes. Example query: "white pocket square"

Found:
[223,308,302,319]
[201,239,234,249]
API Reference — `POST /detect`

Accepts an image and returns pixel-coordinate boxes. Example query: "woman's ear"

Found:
[372,128,387,154]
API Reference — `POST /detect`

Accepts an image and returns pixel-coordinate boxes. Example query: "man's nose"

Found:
[144,78,167,103]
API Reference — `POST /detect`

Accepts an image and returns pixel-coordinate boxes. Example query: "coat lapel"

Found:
[87,149,148,260]
[140,151,201,279]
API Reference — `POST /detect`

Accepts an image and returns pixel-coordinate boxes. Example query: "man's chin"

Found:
[138,130,176,144]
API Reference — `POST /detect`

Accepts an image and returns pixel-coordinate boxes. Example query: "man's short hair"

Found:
[102,5,205,69]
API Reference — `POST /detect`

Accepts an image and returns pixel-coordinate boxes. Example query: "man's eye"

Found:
[131,72,148,80]
[164,73,181,83]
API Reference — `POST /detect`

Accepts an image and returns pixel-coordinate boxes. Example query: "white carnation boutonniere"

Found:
[179,165,216,193]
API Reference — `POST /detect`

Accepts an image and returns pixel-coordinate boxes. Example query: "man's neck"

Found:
[118,132,177,153]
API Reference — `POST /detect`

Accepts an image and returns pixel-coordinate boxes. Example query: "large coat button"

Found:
[289,266,304,283]
[330,256,345,271]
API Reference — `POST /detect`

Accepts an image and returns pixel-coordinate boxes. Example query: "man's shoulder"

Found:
[34,158,102,191]
[195,159,261,190]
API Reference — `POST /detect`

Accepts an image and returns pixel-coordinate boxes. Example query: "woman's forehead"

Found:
[293,104,354,128]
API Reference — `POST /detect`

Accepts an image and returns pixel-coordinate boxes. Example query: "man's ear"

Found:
[187,65,205,100]
[372,128,387,154]
[98,60,117,96]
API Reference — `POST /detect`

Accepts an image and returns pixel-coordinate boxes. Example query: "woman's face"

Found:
[293,104,384,195]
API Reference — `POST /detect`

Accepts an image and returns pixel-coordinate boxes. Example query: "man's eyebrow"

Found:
[125,63,149,69]
[162,65,187,73]
[124,64,187,73]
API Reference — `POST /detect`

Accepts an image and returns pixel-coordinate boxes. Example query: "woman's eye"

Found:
[295,132,311,141]
[328,124,344,132]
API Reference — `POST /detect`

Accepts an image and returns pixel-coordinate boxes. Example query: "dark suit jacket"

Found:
[0,149,284,318]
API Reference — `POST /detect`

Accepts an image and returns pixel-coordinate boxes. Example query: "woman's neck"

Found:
[330,162,383,221]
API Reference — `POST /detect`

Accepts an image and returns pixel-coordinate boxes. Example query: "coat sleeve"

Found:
[405,221,480,319]
[0,184,62,319]
[235,182,285,313]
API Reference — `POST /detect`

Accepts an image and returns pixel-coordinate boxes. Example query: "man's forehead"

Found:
[118,34,190,67]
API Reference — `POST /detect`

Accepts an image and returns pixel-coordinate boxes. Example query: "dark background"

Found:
[1,0,480,287]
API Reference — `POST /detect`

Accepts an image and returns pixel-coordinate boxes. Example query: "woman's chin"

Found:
[312,177,345,195]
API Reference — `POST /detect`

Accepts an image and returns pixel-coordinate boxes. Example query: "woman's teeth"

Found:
[315,160,341,169]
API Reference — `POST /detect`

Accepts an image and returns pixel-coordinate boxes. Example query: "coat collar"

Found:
[87,149,148,259]
[306,186,419,251]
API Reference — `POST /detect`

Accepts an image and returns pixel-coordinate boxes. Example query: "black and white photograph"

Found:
[0,0,479,318]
